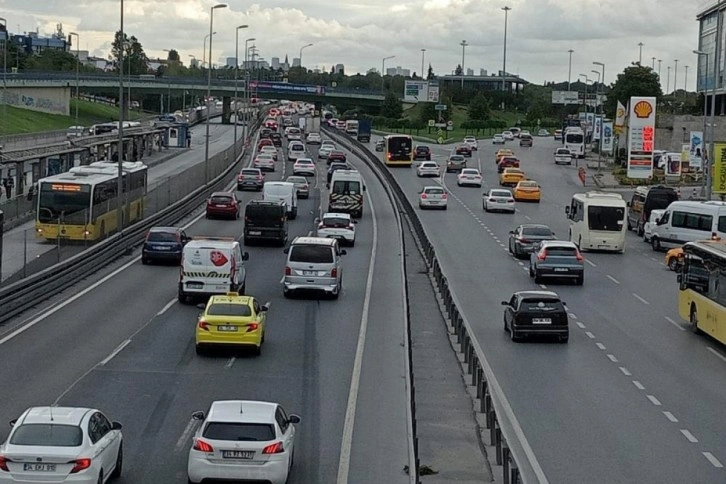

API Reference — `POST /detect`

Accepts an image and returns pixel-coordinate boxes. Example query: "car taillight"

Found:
[331,268,338,278]
[421,194,427,199]
[262,442,284,454]
[70,458,92,474]
[246,323,259,332]
[518,238,530,243]
[193,439,214,453]
[489,198,496,202]
[348,225,355,230]
[0,455,10,472]
[508,198,515,203]
[712,232,720,240]
[284,266,291,275]
[256,176,263,181]
[576,252,584,262]
[198,320,209,331]
[537,250,547,261]
[442,193,447,199]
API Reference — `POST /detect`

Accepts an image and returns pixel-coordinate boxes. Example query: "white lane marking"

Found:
[225,357,236,369]
[499,243,506,248]
[175,417,199,452]
[633,381,645,390]
[607,354,619,363]
[307,230,313,236]
[595,342,606,350]
[568,313,577,319]
[619,367,632,376]
[521,267,528,272]
[157,298,177,316]
[707,346,726,363]
[538,283,547,289]
[100,339,131,366]
[632,293,650,305]
[517,261,524,266]
[524,215,532,220]
[703,452,724,468]
[680,429,699,443]
[663,411,679,423]
[337,179,379,484]
[665,316,685,331]
[585,331,595,339]
[576,322,586,329]
[585,259,596,267]
[606,275,620,284]
[646,395,662,406]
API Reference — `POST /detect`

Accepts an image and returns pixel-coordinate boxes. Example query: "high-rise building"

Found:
[697,2,722,101]
[335,64,344,74]
[271,57,280,69]
[480,68,488,76]
[292,57,301,67]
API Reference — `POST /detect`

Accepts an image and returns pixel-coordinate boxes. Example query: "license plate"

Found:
[218,325,238,332]
[248,231,262,235]
[215,204,226,207]
[154,246,170,251]
[23,463,56,472]
[598,244,610,249]
[532,318,552,324]
[497,200,506,203]
[554,268,568,272]
[187,282,203,289]
[222,450,254,459]
[303,270,317,276]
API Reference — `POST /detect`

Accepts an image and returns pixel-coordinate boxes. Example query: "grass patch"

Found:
[400,103,524,141]
[0,99,145,136]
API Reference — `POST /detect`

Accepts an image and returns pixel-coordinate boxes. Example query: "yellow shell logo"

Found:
[616,107,625,118]
[633,100,653,118]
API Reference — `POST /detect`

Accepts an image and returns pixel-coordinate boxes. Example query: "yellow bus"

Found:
[384,134,413,167]
[36,161,148,241]
[678,240,726,343]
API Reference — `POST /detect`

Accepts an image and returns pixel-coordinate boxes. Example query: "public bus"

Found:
[384,134,413,167]
[565,191,627,253]
[35,161,148,241]
[678,240,726,343]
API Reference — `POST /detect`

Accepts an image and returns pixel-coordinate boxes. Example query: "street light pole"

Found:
[501,6,511,109]
[116,1,125,232]
[233,25,248,162]
[658,59,662,79]
[638,42,644,64]
[684,65,689,93]
[0,18,7,138]
[299,43,312,72]
[652,57,656,70]
[594,61,605,171]
[244,38,255,134]
[674,59,679,96]
[694,50,710,198]
[69,32,80,124]
[204,4,227,184]
[567,49,574,91]
[421,48,426,80]
[667,66,671,95]
[459,40,467,89]
[381,55,394,90]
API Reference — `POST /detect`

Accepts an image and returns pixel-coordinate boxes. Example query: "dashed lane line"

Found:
[606,275,620,284]
[646,395,662,406]
[633,381,646,390]
[663,411,679,423]
[706,346,726,363]
[680,429,698,443]
[703,452,724,468]
[665,316,686,331]
[632,293,650,305]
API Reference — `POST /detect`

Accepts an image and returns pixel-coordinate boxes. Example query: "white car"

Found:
[416,161,440,177]
[253,153,276,171]
[554,148,573,165]
[463,136,478,151]
[260,145,278,160]
[643,209,665,243]
[187,400,300,484]
[457,168,483,187]
[492,134,506,144]
[502,131,514,141]
[318,145,334,159]
[419,186,447,210]
[317,212,356,246]
[293,158,316,176]
[321,140,335,149]
[520,130,531,137]
[0,406,123,484]
[483,188,516,213]
[306,132,322,144]
[538,129,550,137]
[287,142,306,161]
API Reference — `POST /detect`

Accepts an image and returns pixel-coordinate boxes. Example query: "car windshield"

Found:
[520,299,564,312]
[286,177,306,184]
[450,156,465,162]
[211,196,233,204]
[206,303,252,317]
[203,422,275,442]
[556,149,570,155]
[461,169,479,175]
[290,245,334,263]
[425,187,444,195]
[505,169,522,174]
[147,231,179,242]
[297,160,313,165]
[241,169,260,176]
[291,145,304,151]
[588,206,625,231]
[545,246,577,256]
[491,190,511,197]
[10,424,83,447]
[522,227,553,236]
[519,181,538,188]
[422,163,437,168]
[323,216,351,227]
[257,155,273,160]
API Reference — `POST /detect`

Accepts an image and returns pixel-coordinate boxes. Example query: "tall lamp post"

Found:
[459,40,468,88]
[69,32,80,124]
[637,42,644,64]
[694,49,714,199]
[567,49,574,91]
[674,59,679,96]
[381,55,394,90]
[244,38,255,133]
[116,2,125,232]
[658,59,662,79]
[593,61,605,171]
[501,6,511,109]
[299,43,312,72]
[579,74,590,114]
[684,65,689,93]
[652,56,656,70]
[421,48,426,80]
[666,66,671,95]
[233,25,249,162]
[204,3,227,184]
[0,18,7,142]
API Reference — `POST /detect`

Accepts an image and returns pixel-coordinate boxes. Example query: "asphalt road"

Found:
[366,132,726,483]
[0,134,412,483]
[1,119,237,283]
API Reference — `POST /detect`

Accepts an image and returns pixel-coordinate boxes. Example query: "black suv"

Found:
[142,227,189,265]
[244,200,288,246]
[414,145,431,161]
[501,291,568,343]
[270,132,282,147]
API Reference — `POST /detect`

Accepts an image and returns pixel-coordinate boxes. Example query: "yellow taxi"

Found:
[195,293,269,356]
[513,180,541,202]
[499,167,526,187]
[495,148,514,165]
[665,247,684,271]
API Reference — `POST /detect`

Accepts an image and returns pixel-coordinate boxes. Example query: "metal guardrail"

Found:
[0,113,265,324]
[323,127,546,484]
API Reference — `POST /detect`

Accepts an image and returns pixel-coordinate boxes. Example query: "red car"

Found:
[205,191,240,219]
[264,120,278,131]
[257,138,274,150]
[497,156,521,173]
[414,145,431,161]
[327,150,347,165]
[455,145,472,157]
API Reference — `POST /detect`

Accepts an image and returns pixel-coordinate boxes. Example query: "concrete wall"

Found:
[654,114,726,152]
[1,86,70,116]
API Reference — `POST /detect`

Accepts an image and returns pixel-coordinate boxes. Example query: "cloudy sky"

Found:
[1,0,707,90]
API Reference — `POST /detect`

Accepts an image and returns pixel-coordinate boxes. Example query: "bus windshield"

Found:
[387,137,412,162]
[566,133,584,143]
[38,183,91,224]
[588,206,625,231]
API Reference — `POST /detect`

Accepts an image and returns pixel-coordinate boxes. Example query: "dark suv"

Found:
[414,145,431,161]
[270,132,282,147]
[142,227,189,265]
[501,291,569,343]
[244,200,288,246]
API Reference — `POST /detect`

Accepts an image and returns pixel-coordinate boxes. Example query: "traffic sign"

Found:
[435,104,448,111]
[428,119,435,127]
[437,136,444,144]
[437,129,444,137]
[447,120,453,126]
[434,123,446,128]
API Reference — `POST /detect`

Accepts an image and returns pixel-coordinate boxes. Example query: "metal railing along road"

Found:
[323,127,546,484]
[0,112,266,323]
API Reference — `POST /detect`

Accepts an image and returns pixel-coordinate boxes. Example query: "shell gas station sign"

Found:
[627,96,656,179]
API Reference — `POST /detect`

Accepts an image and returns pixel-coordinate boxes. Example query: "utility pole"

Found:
[567,49,574,91]
[459,40,468,89]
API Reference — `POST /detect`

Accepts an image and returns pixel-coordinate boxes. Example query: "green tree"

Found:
[166,49,180,62]
[380,91,402,118]
[605,65,662,117]
[426,63,435,80]
[468,92,490,121]
[111,30,149,74]
[454,64,462,76]
[25,49,78,71]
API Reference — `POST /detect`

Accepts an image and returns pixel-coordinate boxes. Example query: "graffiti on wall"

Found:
[0,89,69,115]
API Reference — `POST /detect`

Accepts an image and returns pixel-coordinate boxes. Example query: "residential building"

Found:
[386,66,409,76]
[697,1,725,112]
[271,57,280,69]
[480,69,488,76]
[14,24,70,55]
[466,68,474,76]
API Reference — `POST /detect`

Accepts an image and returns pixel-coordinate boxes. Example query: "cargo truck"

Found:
[356,120,371,143]
[305,117,321,133]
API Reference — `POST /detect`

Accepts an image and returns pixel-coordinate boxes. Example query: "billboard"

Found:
[551,91,580,105]
[664,153,682,177]
[627,97,656,179]
[689,131,704,170]
[593,116,602,141]
[248,81,325,94]
[713,143,726,194]
[601,122,614,153]
[427,85,440,102]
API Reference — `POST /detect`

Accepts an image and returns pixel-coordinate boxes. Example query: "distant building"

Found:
[271,57,280,69]
[335,64,345,74]
[226,57,237,68]
[73,50,89,63]
[14,24,70,55]
[386,66,409,77]
[84,56,110,70]
[466,68,474,76]
[697,2,726,112]
[190,57,200,68]
[367,67,378,75]
[480,69,488,76]
[292,57,300,67]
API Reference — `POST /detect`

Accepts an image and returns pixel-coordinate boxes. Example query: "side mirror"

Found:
[191,411,205,421]
[340,249,347,255]
[509,230,514,235]
[288,414,301,424]
[283,247,290,254]
[352,220,359,224]
[626,201,631,207]
[565,206,570,215]
[500,301,509,306]
[196,303,205,309]
[9,418,17,427]
[112,421,123,430]
[261,303,270,312]
[242,252,250,261]
[326,183,330,189]
[363,185,367,192]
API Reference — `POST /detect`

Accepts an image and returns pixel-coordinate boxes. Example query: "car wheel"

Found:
[349,240,355,247]
[195,345,204,355]
[238,282,246,295]
[651,237,662,252]
[509,325,520,342]
[141,257,149,265]
[626,218,633,231]
[690,307,701,334]
[483,203,488,212]
[97,471,103,484]
[668,257,679,271]
[636,223,644,237]
[283,288,292,299]
[253,344,262,356]
[534,272,542,284]
[508,240,513,254]
[529,265,534,278]
[111,444,123,477]
[576,275,584,286]
[178,290,188,304]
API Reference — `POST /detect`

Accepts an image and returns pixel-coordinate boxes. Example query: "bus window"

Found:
[588,206,624,231]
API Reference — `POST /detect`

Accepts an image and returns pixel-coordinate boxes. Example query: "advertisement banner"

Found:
[593,116,602,141]
[689,131,704,170]
[627,96,656,179]
[601,122,614,153]
[585,113,595,135]
[664,153,682,177]
[681,144,692,170]
[427,84,440,102]
[551,91,580,105]
[404,81,428,102]
[713,143,726,194]
[614,100,626,134]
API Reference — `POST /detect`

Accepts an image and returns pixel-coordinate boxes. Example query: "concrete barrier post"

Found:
[0,209,4,280]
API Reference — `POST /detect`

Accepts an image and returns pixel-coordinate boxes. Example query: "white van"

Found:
[178,237,249,303]
[328,169,365,218]
[264,181,298,219]
[649,201,726,251]
[287,141,306,161]
[566,191,627,253]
